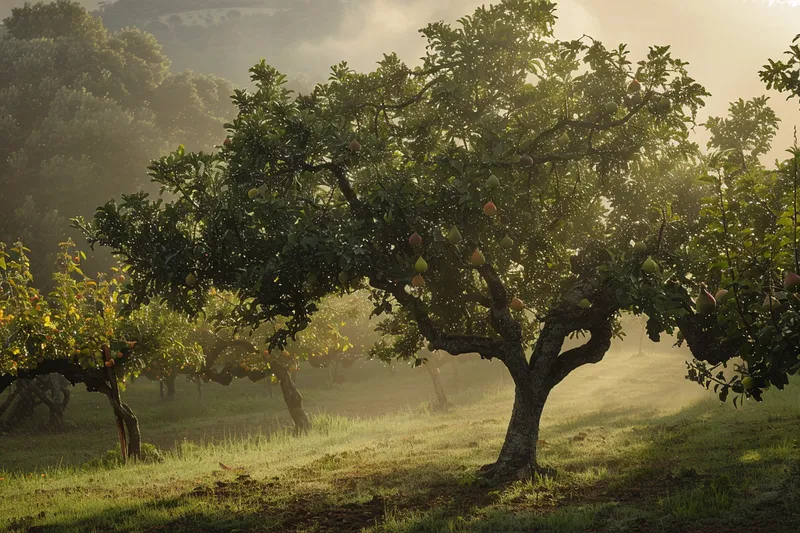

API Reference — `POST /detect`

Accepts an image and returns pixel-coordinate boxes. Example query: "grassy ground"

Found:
[1,347,798,532]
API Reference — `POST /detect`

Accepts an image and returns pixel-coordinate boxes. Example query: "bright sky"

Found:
[2,0,799,160]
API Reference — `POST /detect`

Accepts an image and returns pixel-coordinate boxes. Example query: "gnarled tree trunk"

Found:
[272,363,311,434]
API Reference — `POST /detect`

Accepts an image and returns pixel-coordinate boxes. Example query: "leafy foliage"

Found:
[0,1,234,283]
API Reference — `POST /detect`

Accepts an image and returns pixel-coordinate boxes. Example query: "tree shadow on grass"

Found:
[11,394,800,533]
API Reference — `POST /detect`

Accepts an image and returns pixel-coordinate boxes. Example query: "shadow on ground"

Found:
[12,394,799,533]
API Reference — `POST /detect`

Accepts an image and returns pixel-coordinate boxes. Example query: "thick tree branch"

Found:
[475,263,522,343]
[545,318,614,388]
[0,359,107,396]
[369,276,506,360]
[677,314,741,366]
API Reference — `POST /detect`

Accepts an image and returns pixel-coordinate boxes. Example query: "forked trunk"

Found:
[106,393,142,460]
[273,363,311,434]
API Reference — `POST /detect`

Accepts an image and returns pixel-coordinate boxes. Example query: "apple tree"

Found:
[0,241,207,459]
[79,0,742,480]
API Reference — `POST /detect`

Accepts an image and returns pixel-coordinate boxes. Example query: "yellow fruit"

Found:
[446,226,463,245]
[247,188,260,199]
[510,298,524,311]
[414,257,428,273]
[578,298,591,309]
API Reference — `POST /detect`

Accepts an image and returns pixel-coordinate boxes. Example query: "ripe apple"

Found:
[483,201,498,217]
[510,298,524,311]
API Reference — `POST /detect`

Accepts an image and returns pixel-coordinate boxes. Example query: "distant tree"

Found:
[0,1,234,284]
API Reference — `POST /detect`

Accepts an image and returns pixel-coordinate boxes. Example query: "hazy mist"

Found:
[2,0,798,160]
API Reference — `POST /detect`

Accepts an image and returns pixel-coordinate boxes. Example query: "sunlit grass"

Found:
[1,348,798,532]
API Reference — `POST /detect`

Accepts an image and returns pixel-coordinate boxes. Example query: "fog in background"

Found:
[0,0,798,159]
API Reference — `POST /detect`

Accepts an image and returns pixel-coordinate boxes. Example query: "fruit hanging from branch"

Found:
[657,96,672,112]
[628,79,641,93]
[411,274,425,288]
[414,256,428,273]
[348,139,361,152]
[470,249,486,266]
[247,188,260,199]
[557,132,570,148]
[642,257,658,274]
[695,285,716,314]
[633,241,647,254]
[483,201,498,217]
[578,298,591,309]
[519,154,533,166]
[715,289,729,303]
[499,235,514,249]
[408,232,423,247]
[783,272,800,292]
[185,272,197,287]
[446,226,463,245]
[510,298,525,311]
[223,137,232,147]
[604,101,619,115]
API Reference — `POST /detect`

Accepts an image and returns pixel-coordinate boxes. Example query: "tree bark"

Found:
[424,362,448,411]
[105,391,142,460]
[164,373,177,401]
[480,377,549,480]
[273,363,311,434]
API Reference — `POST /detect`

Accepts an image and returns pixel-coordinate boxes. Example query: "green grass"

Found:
[1,348,798,532]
